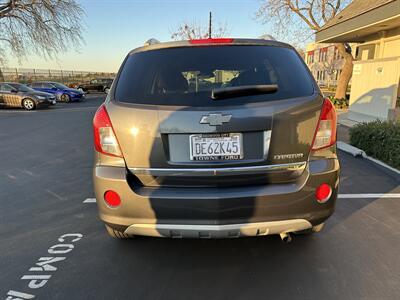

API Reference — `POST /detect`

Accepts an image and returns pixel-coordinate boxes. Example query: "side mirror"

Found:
[11,89,18,93]
[51,87,57,90]
[105,89,109,95]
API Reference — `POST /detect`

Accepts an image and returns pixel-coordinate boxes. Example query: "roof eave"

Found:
[316,0,400,43]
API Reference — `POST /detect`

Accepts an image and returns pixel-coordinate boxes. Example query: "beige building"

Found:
[305,43,345,87]
[316,0,400,122]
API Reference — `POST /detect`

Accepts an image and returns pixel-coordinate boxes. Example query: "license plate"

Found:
[189,133,243,161]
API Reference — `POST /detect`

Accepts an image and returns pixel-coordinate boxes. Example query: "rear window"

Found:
[115,45,314,106]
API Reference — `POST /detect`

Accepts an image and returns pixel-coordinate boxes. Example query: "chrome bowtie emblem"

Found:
[200,113,232,126]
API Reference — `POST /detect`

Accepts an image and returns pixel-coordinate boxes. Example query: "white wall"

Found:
[383,38,400,58]
[349,57,400,122]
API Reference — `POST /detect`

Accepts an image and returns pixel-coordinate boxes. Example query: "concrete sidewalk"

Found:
[337,110,360,128]
[337,125,350,143]
[336,109,356,143]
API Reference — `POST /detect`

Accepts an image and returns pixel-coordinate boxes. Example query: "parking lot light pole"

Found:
[209,11,212,38]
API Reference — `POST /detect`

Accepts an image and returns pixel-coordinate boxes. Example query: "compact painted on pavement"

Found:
[6,233,83,300]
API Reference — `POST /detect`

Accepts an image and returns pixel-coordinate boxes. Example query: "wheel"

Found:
[60,93,71,103]
[294,223,324,235]
[22,98,36,110]
[105,224,133,239]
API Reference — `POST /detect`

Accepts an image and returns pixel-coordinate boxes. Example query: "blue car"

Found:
[29,82,85,103]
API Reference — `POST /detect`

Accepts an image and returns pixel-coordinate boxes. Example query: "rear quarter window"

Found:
[115,45,314,106]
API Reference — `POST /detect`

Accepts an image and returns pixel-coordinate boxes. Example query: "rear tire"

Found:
[22,98,36,110]
[105,224,133,239]
[61,93,71,103]
[294,223,324,235]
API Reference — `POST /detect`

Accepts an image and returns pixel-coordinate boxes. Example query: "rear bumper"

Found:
[36,102,51,107]
[124,219,312,238]
[37,100,55,107]
[94,158,339,237]
[71,94,84,101]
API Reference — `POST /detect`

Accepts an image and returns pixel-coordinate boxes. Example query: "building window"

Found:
[316,70,325,81]
[355,44,376,60]
[335,69,342,80]
[316,70,326,81]
[333,47,342,60]
[319,48,328,62]
[307,51,314,64]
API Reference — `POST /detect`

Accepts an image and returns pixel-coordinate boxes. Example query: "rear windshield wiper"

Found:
[211,84,278,100]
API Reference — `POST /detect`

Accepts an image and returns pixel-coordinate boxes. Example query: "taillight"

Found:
[311,99,337,150]
[93,105,122,157]
[189,38,234,44]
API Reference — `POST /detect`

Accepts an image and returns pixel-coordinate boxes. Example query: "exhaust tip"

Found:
[280,232,292,243]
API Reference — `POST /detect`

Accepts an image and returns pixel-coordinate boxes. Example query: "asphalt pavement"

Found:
[1,95,399,300]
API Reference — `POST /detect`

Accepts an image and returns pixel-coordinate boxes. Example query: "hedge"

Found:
[349,120,400,170]
[327,96,349,109]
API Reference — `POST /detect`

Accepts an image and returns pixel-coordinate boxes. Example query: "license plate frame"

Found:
[189,133,243,161]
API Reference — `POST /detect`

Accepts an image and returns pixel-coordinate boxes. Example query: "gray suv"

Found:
[93,38,339,240]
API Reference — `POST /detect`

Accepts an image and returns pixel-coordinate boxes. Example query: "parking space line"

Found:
[338,193,400,199]
[83,198,96,203]
[44,107,99,112]
[82,194,400,204]
[0,110,38,114]
[0,106,98,115]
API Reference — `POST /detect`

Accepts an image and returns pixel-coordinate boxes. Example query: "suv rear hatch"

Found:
[107,41,322,187]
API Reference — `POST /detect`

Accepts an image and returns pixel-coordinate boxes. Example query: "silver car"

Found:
[93,38,339,241]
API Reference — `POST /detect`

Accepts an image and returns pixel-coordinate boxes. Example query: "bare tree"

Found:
[0,0,85,65]
[323,58,341,88]
[256,0,352,99]
[171,20,230,40]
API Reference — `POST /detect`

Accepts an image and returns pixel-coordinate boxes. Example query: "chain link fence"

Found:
[0,67,115,87]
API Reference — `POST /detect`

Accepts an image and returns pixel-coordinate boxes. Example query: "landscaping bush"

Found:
[349,120,400,169]
[327,95,349,109]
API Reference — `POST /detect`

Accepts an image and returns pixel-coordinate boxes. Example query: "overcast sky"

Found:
[6,0,273,72]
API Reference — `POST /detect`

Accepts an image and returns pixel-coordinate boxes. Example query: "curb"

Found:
[337,142,363,156]
[337,141,400,176]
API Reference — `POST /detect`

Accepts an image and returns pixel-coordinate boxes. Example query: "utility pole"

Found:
[208,11,212,38]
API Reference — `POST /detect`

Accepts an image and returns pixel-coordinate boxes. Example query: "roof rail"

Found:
[144,38,160,46]
[259,34,276,41]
